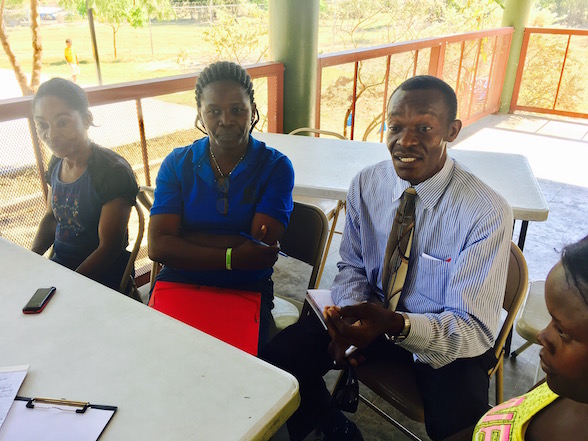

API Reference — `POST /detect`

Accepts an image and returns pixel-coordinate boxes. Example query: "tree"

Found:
[60,0,173,59]
[0,0,43,95]
[537,0,588,28]
[202,5,268,64]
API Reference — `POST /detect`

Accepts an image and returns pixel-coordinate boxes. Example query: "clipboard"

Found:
[0,396,117,441]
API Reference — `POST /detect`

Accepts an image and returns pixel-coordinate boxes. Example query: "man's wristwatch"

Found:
[385,312,411,343]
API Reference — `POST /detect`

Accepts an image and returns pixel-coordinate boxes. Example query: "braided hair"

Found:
[195,61,260,134]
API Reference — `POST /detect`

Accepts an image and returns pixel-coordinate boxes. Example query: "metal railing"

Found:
[315,27,514,141]
[510,27,588,119]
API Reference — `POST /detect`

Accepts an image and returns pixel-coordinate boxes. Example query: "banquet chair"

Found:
[510,280,550,382]
[270,200,329,337]
[137,186,160,290]
[346,242,528,440]
[288,127,347,287]
[119,202,145,302]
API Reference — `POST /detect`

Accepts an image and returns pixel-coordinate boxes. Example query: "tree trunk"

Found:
[112,27,117,59]
[29,0,43,92]
[0,0,34,95]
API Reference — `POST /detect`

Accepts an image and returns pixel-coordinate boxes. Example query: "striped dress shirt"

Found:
[331,156,513,368]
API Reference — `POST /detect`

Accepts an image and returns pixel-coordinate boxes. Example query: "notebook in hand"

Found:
[306,289,335,330]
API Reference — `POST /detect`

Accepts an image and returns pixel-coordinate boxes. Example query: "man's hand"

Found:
[324,303,404,366]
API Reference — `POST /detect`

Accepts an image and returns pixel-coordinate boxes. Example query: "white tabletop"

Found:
[0,238,299,441]
[254,132,549,222]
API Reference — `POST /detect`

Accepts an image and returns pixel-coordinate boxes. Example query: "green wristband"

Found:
[226,247,232,271]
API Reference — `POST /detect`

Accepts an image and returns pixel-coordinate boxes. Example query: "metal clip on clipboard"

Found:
[0,396,117,441]
[26,397,91,413]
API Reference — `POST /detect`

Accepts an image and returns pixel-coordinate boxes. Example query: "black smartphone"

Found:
[22,287,57,314]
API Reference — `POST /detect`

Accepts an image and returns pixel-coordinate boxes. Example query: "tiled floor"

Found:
[270,114,588,440]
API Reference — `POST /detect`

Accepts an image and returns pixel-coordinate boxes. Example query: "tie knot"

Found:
[404,187,416,197]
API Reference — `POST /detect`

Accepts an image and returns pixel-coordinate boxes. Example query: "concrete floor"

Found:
[269,114,588,440]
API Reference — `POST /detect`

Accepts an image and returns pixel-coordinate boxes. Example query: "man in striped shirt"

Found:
[261,76,512,441]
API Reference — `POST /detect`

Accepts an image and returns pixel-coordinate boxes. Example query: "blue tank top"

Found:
[51,162,102,270]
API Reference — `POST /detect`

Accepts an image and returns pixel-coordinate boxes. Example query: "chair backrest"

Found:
[119,202,145,293]
[493,241,529,360]
[280,200,329,289]
[289,127,346,140]
[137,185,155,212]
[137,186,160,289]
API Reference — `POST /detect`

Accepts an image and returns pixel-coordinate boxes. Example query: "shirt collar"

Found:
[393,156,455,209]
[192,135,259,175]
[414,156,455,209]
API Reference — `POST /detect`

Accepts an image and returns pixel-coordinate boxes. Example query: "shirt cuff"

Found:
[397,312,431,352]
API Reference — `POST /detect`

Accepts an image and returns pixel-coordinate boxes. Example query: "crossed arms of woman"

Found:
[148,212,285,271]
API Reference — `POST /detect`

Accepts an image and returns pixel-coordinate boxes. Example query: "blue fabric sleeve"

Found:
[151,149,184,216]
[254,154,294,227]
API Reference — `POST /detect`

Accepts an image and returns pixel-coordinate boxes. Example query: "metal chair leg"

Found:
[315,200,344,287]
[510,341,533,358]
[359,394,422,441]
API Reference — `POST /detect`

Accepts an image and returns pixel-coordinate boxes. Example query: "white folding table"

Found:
[254,132,549,249]
[0,238,299,441]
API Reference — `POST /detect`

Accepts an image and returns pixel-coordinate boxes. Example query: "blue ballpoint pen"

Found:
[239,232,288,257]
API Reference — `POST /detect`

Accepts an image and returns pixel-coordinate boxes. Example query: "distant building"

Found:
[38,6,66,21]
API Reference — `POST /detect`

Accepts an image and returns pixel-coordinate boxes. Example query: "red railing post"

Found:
[135,99,151,187]
[428,43,445,78]
[553,34,572,111]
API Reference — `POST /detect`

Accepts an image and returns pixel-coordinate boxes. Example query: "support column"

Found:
[499,0,533,113]
[269,0,319,133]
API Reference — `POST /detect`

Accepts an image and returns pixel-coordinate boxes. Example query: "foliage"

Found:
[202,6,268,64]
[169,0,243,4]
[516,7,585,112]
[536,0,588,28]
[60,0,174,58]
[0,0,43,95]
[4,0,25,7]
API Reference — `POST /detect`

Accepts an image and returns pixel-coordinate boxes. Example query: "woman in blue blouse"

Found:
[31,78,138,292]
[148,61,295,347]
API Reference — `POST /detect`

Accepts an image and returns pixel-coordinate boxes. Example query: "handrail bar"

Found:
[0,61,284,123]
[318,27,514,67]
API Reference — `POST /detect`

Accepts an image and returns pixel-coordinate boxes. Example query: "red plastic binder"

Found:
[149,281,261,355]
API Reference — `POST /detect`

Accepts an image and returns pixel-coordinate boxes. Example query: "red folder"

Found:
[149,281,261,355]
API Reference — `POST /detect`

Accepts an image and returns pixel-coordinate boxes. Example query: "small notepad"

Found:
[306,289,335,330]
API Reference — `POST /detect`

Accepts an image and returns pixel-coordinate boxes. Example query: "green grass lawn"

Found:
[1,20,237,86]
[1,13,438,89]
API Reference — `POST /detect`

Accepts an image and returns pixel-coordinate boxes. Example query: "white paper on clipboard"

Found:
[0,365,29,428]
[0,397,116,441]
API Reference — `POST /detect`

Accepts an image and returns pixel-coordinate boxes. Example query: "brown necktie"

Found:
[382,187,416,310]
